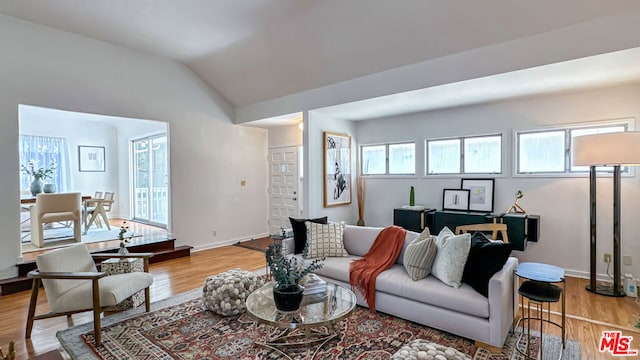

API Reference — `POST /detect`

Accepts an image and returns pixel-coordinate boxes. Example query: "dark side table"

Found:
[514,262,566,359]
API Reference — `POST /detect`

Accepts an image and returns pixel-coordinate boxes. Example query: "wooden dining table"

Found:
[20,194,92,204]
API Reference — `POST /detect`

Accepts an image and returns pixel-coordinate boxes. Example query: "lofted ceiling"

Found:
[2,0,640,113]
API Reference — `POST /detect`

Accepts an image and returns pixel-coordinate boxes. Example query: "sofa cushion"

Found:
[431,227,471,288]
[305,221,348,258]
[403,228,437,281]
[312,255,362,283]
[307,256,490,319]
[342,225,419,264]
[462,231,513,297]
[374,265,489,318]
[289,216,327,254]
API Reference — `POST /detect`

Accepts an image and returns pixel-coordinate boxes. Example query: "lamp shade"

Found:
[573,131,640,166]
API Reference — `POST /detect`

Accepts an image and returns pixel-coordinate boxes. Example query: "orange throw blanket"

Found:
[349,225,406,312]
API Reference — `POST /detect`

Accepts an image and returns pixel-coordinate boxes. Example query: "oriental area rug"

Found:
[58,288,580,360]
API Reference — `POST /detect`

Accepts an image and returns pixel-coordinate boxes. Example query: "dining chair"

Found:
[86,192,114,230]
[455,223,509,242]
[25,244,154,346]
[29,192,82,248]
[85,191,104,228]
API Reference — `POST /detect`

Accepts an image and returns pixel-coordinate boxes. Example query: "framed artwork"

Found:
[78,146,106,172]
[324,132,352,207]
[442,189,470,211]
[461,178,495,212]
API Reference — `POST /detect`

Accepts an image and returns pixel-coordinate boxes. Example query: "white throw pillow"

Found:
[431,227,471,288]
[305,221,348,258]
[403,228,437,281]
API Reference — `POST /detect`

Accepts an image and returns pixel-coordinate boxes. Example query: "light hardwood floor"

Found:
[1,239,639,359]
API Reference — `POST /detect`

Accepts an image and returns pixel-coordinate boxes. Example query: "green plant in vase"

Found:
[118,221,131,254]
[21,160,56,196]
[265,242,323,311]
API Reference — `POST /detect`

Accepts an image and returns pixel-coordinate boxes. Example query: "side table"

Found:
[101,258,145,311]
[514,262,566,359]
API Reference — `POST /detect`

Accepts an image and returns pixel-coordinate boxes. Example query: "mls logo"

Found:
[599,331,638,356]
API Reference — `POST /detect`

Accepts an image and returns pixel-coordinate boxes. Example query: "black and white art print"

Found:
[324,132,352,207]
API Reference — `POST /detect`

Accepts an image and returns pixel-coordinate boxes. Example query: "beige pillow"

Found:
[431,227,471,288]
[305,221,348,258]
[403,228,437,281]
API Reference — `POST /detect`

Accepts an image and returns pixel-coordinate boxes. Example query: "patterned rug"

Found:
[57,288,580,359]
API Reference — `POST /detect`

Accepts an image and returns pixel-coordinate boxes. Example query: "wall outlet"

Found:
[212,230,217,237]
[604,253,612,263]
[623,255,632,266]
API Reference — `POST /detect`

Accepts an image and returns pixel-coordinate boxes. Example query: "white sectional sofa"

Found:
[286,224,517,347]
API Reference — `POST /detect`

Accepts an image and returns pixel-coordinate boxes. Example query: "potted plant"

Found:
[21,160,56,195]
[265,243,323,312]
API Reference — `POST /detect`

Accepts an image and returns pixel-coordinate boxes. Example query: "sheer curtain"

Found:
[19,135,70,192]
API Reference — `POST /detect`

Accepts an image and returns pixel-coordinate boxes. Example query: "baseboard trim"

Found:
[192,233,270,253]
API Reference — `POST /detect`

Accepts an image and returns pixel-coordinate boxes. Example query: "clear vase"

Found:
[118,245,129,255]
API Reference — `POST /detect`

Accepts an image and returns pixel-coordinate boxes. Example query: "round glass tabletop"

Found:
[245,281,357,329]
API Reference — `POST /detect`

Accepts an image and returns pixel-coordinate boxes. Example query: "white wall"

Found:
[0,14,268,278]
[306,111,357,223]
[268,125,302,148]
[356,83,640,280]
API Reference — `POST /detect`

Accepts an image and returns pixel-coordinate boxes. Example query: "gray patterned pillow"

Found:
[403,228,437,281]
[431,227,471,288]
[305,221,348,258]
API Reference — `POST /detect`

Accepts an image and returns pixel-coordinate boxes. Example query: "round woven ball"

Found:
[391,339,470,360]
[202,268,265,316]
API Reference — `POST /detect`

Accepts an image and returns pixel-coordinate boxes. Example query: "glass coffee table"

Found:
[245,281,357,359]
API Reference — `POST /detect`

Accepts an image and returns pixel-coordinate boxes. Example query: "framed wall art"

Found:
[442,189,470,211]
[324,132,352,207]
[461,178,495,212]
[78,145,106,172]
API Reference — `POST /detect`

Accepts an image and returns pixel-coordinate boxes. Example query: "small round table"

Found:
[514,262,566,359]
[245,281,356,359]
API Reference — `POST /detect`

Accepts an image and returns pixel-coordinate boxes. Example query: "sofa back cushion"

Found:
[343,225,419,264]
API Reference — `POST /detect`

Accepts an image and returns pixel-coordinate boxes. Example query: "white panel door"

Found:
[269,146,298,235]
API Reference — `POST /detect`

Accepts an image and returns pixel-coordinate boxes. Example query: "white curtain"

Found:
[19,135,71,192]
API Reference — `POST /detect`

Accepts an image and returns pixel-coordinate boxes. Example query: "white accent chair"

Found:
[29,192,82,248]
[25,244,154,346]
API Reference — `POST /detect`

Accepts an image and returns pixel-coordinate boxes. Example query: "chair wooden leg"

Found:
[145,288,151,312]
[100,208,111,230]
[92,279,102,346]
[25,278,40,338]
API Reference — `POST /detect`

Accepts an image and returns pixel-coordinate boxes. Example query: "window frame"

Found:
[514,119,633,177]
[360,141,416,176]
[425,133,503,176]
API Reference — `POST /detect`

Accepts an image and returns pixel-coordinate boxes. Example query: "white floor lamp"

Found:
[573,131,640,297]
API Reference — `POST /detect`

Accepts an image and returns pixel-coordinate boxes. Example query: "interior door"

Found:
[269,146,298,235]
[132,134,168,228]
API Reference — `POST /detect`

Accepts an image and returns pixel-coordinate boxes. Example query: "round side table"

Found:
[514,262,566,359]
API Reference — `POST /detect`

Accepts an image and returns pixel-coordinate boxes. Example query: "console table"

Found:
[393,209,540,251]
